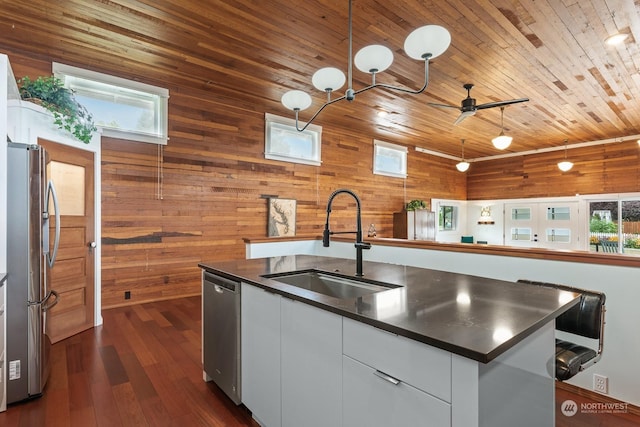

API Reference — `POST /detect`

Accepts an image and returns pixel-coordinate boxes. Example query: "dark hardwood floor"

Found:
[1,296,637,426]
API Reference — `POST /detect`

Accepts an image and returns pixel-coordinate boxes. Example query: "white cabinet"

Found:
[281,298,342,427]
[343,355,450,427]
[342,318,451,427]
[241,284,342,427]
[241,283,281,427]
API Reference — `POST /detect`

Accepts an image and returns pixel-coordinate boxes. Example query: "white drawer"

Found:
[343,355,451,427]
[343,317,451,402]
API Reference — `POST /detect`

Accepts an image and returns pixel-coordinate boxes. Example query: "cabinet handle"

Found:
[374,370,401,385]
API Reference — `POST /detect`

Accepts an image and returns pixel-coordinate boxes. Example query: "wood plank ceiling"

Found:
[0,0,638,159]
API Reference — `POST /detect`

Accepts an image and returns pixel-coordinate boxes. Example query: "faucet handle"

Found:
[323,228,331,247]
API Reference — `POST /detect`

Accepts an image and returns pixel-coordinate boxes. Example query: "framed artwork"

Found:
[268,198,296,237]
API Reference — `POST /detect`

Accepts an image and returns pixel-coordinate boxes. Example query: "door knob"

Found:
[88,241,97,248]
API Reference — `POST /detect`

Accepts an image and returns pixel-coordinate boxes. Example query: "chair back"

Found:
[517,280,605,339]
[517,279,606,380]
[599,240,619,253]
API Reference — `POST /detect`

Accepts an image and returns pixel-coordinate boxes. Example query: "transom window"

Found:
[373,140,407,178]
[53,62,169,145]
[264,113,322,166]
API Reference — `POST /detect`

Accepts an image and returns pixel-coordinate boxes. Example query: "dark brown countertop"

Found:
[199,255,579,363]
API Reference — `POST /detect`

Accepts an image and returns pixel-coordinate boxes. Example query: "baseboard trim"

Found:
[556,381,640,416]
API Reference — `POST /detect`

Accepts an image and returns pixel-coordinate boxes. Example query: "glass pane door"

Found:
[589,201,618,253]
[621,200,640,256]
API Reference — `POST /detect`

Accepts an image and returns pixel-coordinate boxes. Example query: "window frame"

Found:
[53,62,169,145]
[264,113,322,166]
[373,140,407,178]
[439,205,457,231]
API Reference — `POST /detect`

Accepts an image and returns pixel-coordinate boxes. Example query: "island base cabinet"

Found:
[281,298,342,427]
[343,355,451,427]
[241,283,281,427]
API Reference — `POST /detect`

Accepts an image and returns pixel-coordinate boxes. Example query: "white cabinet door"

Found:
[343,355,451,427]
[241,283,281,427]
[281,298,342,427]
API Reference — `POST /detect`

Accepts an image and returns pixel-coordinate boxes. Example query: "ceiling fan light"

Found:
[404,25,451,60]
[311,67,346,92]
[456,160,470,172]
[492,134,512,150]
[558,161,574,172]
[281,90,312,111]
[354,45,394,73]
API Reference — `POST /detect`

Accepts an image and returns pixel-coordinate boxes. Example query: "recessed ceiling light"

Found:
[377,110,388,117]
[605,33,628,45]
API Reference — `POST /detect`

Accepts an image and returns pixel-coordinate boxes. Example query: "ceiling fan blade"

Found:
[476,98,529,110]
[428,102,461,110]
[453,110,476,125]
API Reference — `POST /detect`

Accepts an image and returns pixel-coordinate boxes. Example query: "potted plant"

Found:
[405,199,427,211]
[17,75,97,144]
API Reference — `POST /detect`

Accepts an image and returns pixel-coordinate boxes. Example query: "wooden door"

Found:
[39,139,95,343]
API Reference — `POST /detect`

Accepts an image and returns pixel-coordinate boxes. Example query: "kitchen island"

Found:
[200,255,579,427]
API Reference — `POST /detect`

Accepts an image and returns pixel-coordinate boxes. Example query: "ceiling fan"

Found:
[429,83,529,125]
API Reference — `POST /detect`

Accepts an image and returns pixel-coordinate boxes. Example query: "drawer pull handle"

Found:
[374,370,400,385]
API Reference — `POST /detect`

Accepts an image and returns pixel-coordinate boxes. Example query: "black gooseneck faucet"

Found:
[323,189,372,276]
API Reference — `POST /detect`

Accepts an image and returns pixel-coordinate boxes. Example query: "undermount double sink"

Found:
[261,269,401,299]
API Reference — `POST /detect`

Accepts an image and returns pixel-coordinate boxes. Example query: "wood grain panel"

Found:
[4,30,637,309]
[1,0,639,160]
[467,140,640,200]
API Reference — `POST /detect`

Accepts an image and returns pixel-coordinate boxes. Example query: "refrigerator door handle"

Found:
[29,289,59,311]
[43,290,59,312]
[44,179,61,268]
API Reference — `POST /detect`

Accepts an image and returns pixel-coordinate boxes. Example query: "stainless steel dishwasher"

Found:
[203,271,241,405]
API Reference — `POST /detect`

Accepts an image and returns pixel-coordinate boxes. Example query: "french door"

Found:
[504,202,579,249]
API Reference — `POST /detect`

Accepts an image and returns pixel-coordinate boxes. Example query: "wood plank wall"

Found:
[7,48,638,309]
[467,142,640,200]
[5,49,466,309]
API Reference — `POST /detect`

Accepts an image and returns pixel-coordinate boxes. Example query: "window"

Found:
[265,113,321,166]
[53,63,169,145]
[589,199,640,255]
[511,207,531,220]
[373,140,407,178]
[511,228,532,241]
[439,205,456,230]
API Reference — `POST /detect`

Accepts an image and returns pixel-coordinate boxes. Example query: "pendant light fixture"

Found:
[281,0,451,132]
[557,140,573,172]
[456,139,470,172]
[491,106,512,150]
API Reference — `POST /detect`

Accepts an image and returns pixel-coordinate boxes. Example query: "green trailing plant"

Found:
[18,75,97,144]
[406,199,427,211]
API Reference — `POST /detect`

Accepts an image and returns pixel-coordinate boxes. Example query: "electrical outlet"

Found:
[593,374,608,394]
[124,291,131,300]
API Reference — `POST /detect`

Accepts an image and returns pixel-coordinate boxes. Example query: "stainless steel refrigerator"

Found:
[6,142,60,403]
